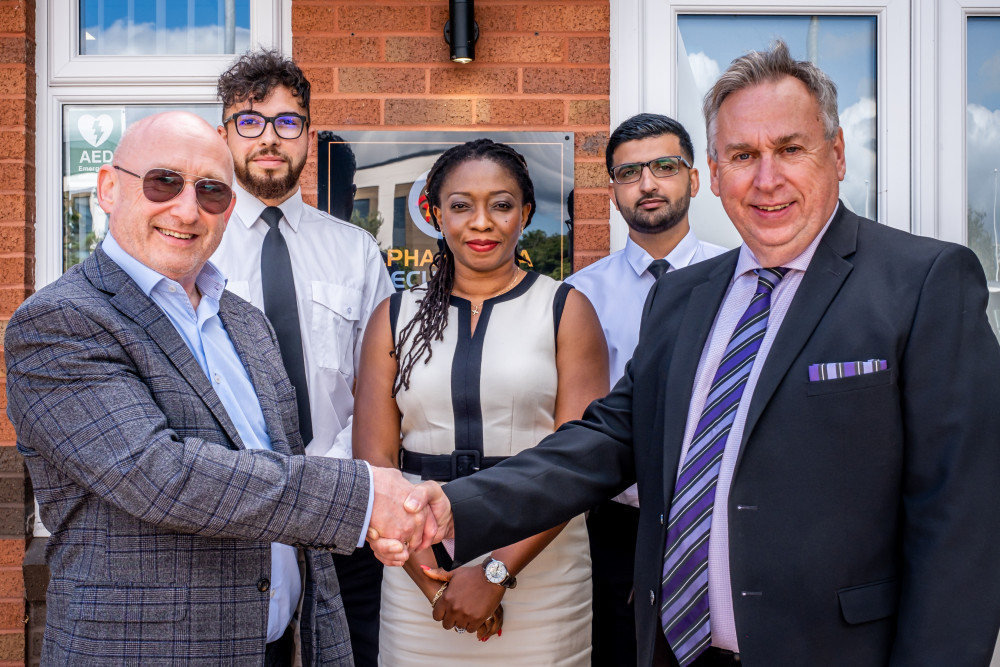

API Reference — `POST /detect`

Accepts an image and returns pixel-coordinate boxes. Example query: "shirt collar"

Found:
[734,201,839,279]
[623,228,702,277]
[101,231,228,302]
[233,180,304,233]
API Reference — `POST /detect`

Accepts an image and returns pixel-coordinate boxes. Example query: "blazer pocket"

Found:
[838,577,898,625]
[806,368,894,397]
[68,584,189,622]
[311,281,362,373]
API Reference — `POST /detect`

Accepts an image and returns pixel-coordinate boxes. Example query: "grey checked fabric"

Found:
[5,247,369,666]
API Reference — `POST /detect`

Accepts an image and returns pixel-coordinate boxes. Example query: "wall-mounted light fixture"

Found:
[444,0,479,64]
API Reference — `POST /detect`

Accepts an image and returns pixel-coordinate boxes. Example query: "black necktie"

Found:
[260,206,312,446]
[647,258,670,280]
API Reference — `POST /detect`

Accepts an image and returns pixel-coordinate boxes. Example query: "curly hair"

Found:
[393,139,536,395]
[217,49,311,118]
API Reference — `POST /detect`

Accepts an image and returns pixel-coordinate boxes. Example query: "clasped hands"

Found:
[366,467,454,566]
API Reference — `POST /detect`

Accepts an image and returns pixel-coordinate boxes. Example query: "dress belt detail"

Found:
[399,448,509,481]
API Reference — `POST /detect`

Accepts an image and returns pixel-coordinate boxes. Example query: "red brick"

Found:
[0,37,30,66]
[0,164,29,192]
[339,67,426,94]
[575,161,609,189]
[0,570,22,598]
[0,630,22,661]
[520,4,610,32]
[574,251,607,270]
[339,5,429,32]
[0,258,29,286]
[301,66,336,93]
[0,285,31,318]
[302,158,318,191]
[0,3,28,34]
[0,132,26,160]
[0,227,27,254]
[429,67,517,95]
[385,99,472,126]
[310,98,381,126]
[431,5,518,33]
[0,539,24,569]
[0,67,27,96]
[0,195,26,221]
[292,4,337,33]
[294,36,380,64]
[0,602,22,632]
[385,36,449,63]
[302,191,318,209]
[523,67,608,95]
[475,99,564,126]
[0,99,27,129]
[0,420,13,442]
[568,99,609,126]
[573,191,610,220]
[476,36,564,64]
[569,37,609,64]
[573,220,610,252]
[575,130,609,158]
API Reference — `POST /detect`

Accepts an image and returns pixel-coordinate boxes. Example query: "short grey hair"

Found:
[703,41,840,160]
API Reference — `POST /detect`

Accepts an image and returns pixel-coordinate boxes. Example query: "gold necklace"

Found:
[470,268,521,317]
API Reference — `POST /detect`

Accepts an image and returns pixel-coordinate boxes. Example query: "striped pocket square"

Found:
[808,359,887,382]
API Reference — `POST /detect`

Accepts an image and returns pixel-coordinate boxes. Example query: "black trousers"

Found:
[331,542,384,667]
[587,499,641,667]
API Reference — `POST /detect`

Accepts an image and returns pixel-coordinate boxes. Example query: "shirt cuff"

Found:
[358,461,375,548]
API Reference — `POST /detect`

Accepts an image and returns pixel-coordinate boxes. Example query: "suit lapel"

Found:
[86,248,247,450]
[734,206,859,474]
[217,294,296,456]
[661,254,738,505]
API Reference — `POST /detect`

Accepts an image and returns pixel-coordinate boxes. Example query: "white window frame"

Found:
[610,0,911,251]
[934,0,999,245]
[36,0,290,292]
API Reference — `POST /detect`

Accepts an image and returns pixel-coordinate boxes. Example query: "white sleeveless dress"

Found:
[378,272,592,666]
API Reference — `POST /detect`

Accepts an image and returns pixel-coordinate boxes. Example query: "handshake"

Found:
[366,467,456,566]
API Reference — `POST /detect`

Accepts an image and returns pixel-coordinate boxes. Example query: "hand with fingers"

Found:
[423,563,505,642]
[366,467,439,565]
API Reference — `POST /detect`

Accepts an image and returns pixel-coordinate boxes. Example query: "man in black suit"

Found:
[383,42,1000,667]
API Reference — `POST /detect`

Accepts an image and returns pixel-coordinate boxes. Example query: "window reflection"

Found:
[62,104,220,272]
[966,17,1000,338]
[676,15,877,247]
[80,0,250,55]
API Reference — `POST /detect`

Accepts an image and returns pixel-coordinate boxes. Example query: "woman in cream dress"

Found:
[354,139,608,665]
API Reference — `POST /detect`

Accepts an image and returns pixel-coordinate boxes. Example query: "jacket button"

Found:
[257,578,270,592]
[660,513,665,525]
[649,590,655,606]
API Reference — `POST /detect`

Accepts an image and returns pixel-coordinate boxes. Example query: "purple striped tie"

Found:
[660,267,787,666]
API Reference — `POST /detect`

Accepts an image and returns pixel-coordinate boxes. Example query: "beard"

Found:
[620,185,692,235]
[234,148,306,202]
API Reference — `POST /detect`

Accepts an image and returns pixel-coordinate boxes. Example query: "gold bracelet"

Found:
[430,581,449,607]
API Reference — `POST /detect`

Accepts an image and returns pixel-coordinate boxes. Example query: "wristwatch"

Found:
[482,557,517,589]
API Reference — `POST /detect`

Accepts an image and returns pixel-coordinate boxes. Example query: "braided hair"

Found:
[393,139,536,395]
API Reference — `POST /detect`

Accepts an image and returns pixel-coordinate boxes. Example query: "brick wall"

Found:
[0,0,34,664]
[293,0,612,268]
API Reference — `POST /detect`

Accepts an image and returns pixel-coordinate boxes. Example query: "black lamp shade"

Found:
[445,0,478,63]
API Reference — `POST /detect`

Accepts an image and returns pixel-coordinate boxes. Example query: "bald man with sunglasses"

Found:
[4,111,432,666]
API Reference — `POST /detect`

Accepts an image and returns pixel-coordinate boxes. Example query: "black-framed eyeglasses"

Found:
[223,111,308,139]
[610,155,692,184]
[113,165,234,214]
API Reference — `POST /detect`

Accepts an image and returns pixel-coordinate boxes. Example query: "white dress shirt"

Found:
[679,207,837,651]
[211,182,394,460]
[566,229,726,507]
[102,232,300,643]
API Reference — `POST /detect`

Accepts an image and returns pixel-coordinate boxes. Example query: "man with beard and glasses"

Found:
[565,113,725,667]
[211,50,393,667]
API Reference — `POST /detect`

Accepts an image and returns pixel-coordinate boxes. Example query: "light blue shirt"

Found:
[102,233,300,643]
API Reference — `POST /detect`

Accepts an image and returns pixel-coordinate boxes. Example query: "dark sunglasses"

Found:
[113,165,234,214]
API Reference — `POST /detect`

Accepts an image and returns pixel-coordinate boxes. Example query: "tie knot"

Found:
[261,206,284,230]
[754,267,788,293]
[647,259,670,280]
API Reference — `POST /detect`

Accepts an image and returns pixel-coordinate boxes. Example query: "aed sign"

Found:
[65,108,126,175]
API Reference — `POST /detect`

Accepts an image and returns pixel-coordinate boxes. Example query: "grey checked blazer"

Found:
[5,246,369,666]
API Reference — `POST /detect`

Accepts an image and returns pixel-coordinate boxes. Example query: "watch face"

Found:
[485,560,507,583]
